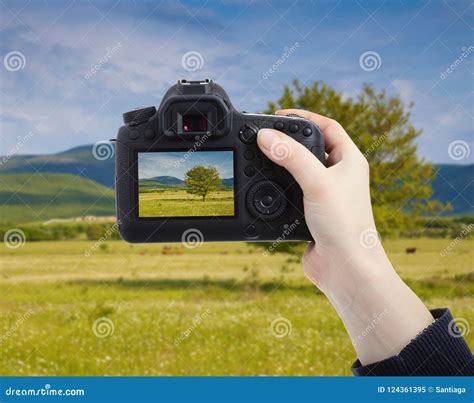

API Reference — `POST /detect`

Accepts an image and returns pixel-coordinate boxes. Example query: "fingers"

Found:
[275,109,358,154]
[257,128,325,193]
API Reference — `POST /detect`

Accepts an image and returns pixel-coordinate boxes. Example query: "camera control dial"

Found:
[246,180,287,221]
[123,106,156,125]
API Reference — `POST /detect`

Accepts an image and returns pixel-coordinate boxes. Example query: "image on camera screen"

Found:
[137,151,234,218]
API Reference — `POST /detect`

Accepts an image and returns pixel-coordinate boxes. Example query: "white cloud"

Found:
[391,79,415,104]
[437,107,473,131]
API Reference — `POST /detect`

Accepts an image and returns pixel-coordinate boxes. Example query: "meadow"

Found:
[0,173,115,224]
[0,237,472,376]
[138,188,234,217]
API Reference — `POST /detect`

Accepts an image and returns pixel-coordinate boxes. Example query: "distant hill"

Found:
[0,173,115,224]
[0,145,471,220]
[432,164,473,215]
[149,176,185,186]
[222,178,234,187]
[139,176,185,189]
[139,176,234,190]
[0,145,115,187]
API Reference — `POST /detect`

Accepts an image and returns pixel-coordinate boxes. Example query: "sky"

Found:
[0,0,472,164]
[138,150,234,180]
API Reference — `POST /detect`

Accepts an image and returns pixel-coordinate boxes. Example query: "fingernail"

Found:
[257,129,280,150]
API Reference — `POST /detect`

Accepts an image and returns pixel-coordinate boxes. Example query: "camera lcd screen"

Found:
[137,151,235,218]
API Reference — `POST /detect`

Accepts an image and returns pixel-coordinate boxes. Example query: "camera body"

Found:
[114,79,325,243]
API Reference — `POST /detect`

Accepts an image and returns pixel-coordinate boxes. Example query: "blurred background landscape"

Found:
[0,0,472,375]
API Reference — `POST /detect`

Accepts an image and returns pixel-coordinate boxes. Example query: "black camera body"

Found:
[114,79,325,243]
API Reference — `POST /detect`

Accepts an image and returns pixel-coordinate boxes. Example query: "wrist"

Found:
[309,242,395,303]
[314,244,434,365]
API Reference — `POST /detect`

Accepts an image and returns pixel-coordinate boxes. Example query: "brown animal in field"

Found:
[405,247,417,254]
[162,246,184,255]
[162,246,173,255]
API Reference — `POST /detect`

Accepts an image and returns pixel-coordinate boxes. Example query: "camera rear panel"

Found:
[114,80,325,243]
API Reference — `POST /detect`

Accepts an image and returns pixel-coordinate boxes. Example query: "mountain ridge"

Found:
[139,176,234,189]
[0,144,472,216]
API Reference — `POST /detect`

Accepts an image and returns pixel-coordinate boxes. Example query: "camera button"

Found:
[303,127,312,137]
[261,195,273,207]
[244,224,257,237]
[244,150,254,160]
[129,130,140,140]
[239,125,258,144]
[246,180,287,220]
[144,129,155,139]
[289,124,299,133]
[244,165,256,176]
[274,121,284,131]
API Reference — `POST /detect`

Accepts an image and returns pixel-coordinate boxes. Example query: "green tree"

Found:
[184,166,221,201]
[85,224,105,240]
[265,80,447,240]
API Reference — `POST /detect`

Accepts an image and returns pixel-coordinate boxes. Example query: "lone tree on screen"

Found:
[184,166,221,201]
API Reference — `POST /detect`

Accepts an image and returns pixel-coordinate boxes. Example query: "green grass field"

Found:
[0,173,115,224]
[0,238,472,375]
[139,189,234,217]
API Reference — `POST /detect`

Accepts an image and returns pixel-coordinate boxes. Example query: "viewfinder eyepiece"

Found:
[180,112,209,133]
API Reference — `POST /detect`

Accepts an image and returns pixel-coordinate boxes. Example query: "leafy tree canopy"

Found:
[256,80,448,253]
[184,165,221,201]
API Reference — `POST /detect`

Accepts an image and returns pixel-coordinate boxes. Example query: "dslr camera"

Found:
[114,79,325,243]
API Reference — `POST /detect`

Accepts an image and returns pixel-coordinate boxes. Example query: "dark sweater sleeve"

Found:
[352,308,474,376]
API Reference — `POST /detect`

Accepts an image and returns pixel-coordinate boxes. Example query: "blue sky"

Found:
[138,150,234,180]
[0,0,472,164]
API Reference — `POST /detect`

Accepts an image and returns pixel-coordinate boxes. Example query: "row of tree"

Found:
[0,216,471,243]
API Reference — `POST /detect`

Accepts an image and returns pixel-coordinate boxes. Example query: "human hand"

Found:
[257,109,433,365]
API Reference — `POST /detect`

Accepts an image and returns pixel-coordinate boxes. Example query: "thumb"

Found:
[257,128,325,193]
